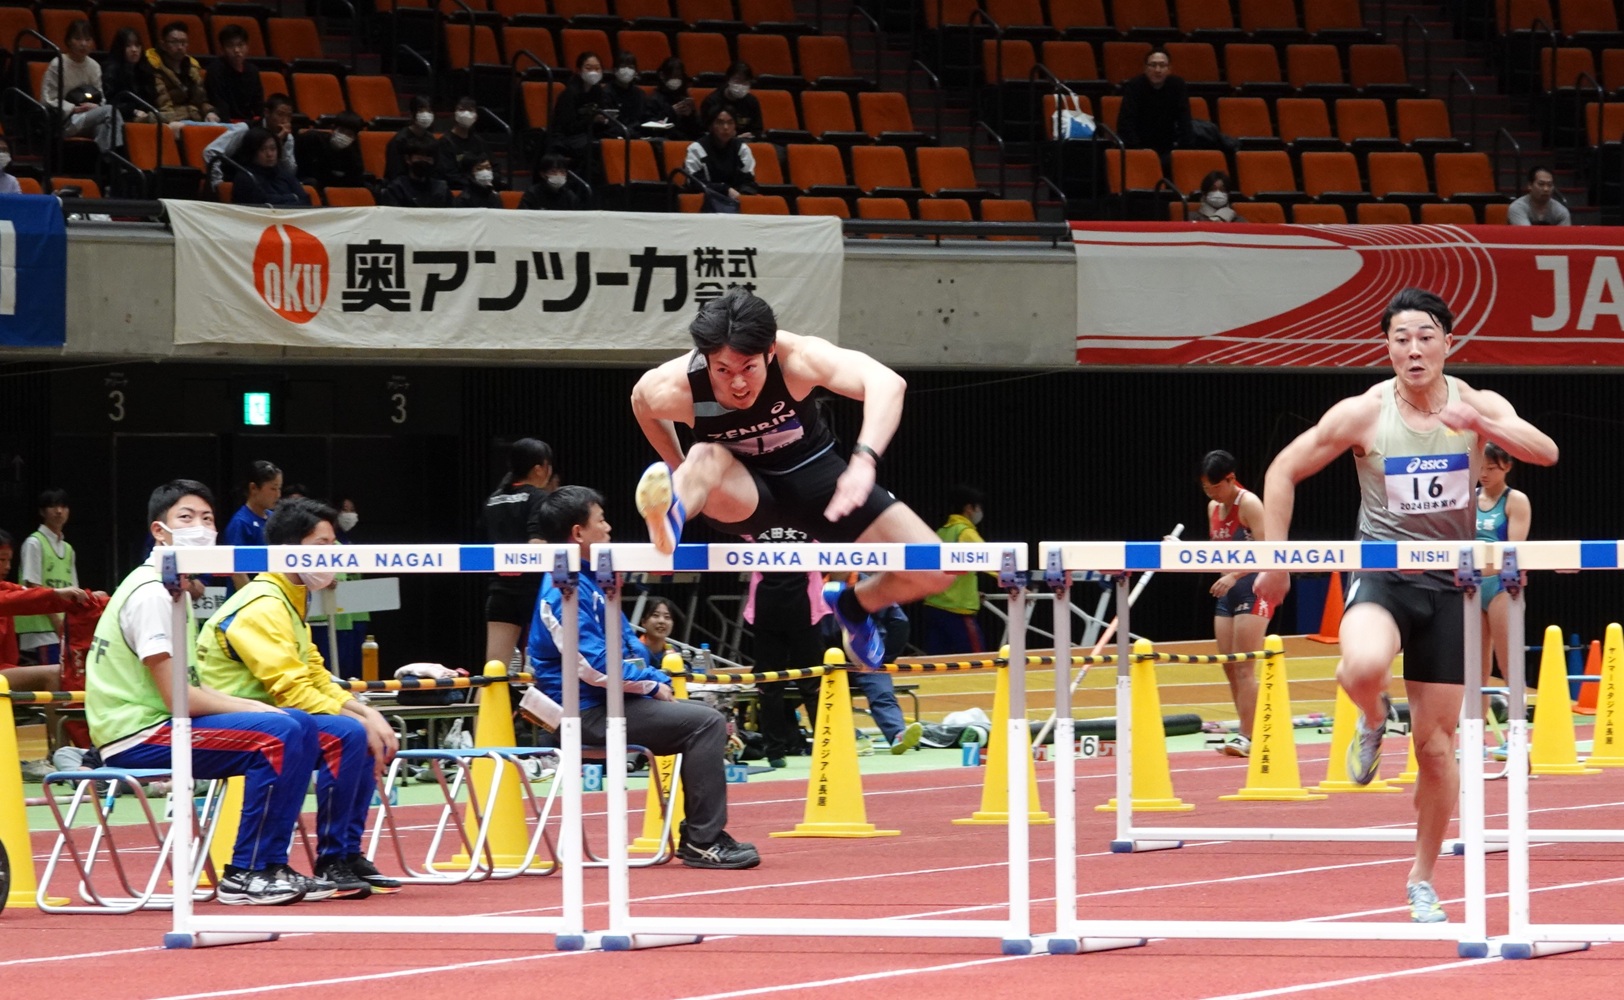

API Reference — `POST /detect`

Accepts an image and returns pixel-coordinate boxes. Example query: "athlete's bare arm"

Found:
[1253,390,1380,605]
[776,332,909,521]
[1447,385,1559,467]
[1506,490,1531,543]
[1235,489,1267,541]
[630,358,697,470]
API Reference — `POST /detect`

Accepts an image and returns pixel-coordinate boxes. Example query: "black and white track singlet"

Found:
[686,350,836,475]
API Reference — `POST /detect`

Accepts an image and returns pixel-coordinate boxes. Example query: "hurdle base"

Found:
[1000,937,1035,955]
[1096,798,1194,813]
[442,853,547,871]
[555,934,588,951]
[599,933,704,951]
[1218,789,1328,802]
[950,811,1055,826]
[163,931,279,949]
[1110,839,1183,853]
[770,824,901,838]
[1308,779,1405,794]
[1446,839,1508,856]
[1457,940,1491,959]
[1498,941,1590,960]
[1046,936,1147,955]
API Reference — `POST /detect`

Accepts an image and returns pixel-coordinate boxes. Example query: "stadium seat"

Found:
[359,130,393,178]
[1287,44,1355,100]
[49,176,102,198]
[798,35,869,90]
[1395,99,1466,156]
[1237,200,1286,222]
[739,194,790,214]
[986,0,1054,39]
[561,29,613,71]
[324,186,377,207]
[268,18,325,64]
[1170,148,1228,196]
[1225,43,1292,99]
[850,144,923,200]
[787,143,860,201]
[1304,0,1380,45]
[1356,201,1413,223]
[1291,203,1347,223]
[1276,97,1342,153]
[1103,146,1165,196]
[504,26,560,71]
[1336,98,1404,157]
[739,0,815,37]
[1048,0,1114,42]
[980,197,1038,239]
[179,124,229,171]
[618,0,684,35]
[677,0,746,36]
[261,70,291,104]
[1040,40,1103,91]
[1349,45,1420,100]
[738,33,802,91]
[856,197,912,238]
[661,139,692,185]
[1217,96,1281,149]
[917,197,974,236]
[618,30,675,78]
[1432,151,1503,214]
[1484,202,1510,224]
[1300,150,1368,210]
[801,89,869,147]
[293,72,347,122]
[756,89,812,144]
[858,91,932,145]
[796,195,851,217]
[1102,41,1151,86]
[1164,41,1227,99]
[1111,0,1178,43]
[601,137,668,210]
[915,145,989,201]
[1419,202,1476,224]
[677,31,733,83]
[1176,0,1244,46]
[1234,149,1304,204]
[1239,0,1307,44]
[347,76,405,126]
[1366,151,1433,209]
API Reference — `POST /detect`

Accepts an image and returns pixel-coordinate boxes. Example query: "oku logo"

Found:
[252,224,329,323]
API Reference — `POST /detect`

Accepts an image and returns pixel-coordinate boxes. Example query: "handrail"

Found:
[1572,70,1605,163]
[845,6,885,88]
[1154,176,1186,221]
[508,51,556,150]
[476,104,515,188]
[1447,69,1478,151]
[1491,126,1521,194]
[964,8,1003,135]
[907,59,946,144]
[1400,14,1431,97]
[972,119,1007,197]
[444,0,482,74]
[1029,62,1078,150]
[1032,173,1066,217]
[18,29,63,170]
[1092,120,1127,211]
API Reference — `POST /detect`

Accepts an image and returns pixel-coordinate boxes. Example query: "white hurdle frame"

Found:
[156,544,592,949]
[590,541,1043,954]
[1488,541,1624,959]
[1038,540,1496,956]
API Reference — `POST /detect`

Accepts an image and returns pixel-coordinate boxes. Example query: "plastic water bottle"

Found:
[699,643,713,678]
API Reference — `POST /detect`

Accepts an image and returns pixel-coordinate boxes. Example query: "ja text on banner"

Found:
[164,204,843,350]
[1072,223,1624,367]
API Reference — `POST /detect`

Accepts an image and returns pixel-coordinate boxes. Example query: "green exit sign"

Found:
[242,392,272,427]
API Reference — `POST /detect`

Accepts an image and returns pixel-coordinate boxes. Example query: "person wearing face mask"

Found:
[1193,170,1245,223]
[453,153,504,208]
[378,134,452,207]
[385,95,438,181]
[85,480,330,907]
[699,62,762,140]
[550,51,613,157]
[605,51,652,129]
[518,152,586,210]
[921,485,988,655]
[648,57,700,139]
[435,96,489,184]
[198,496,403,900]
[295,111,366,189]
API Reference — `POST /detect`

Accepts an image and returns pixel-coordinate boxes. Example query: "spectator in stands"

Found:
[0,138,20,195]
[86,480,330,907]
[206,94,297,190]
[684,107,757,204]
[606,51,652,131]
[648,57,701,140]
[700,62,762,140]
[41,19,124,154]
[521,486,760,870]
[379,134,452,207]
[385,95,437,180]
[1192,170,1245,223]
[1508,166,1570,226]
[551,51,614,158]
[206,24,264,123]
[435,96,487,186]
[454,154,503,208]
[198,496,403,898]
[1117,47,1191,166]
[146,21,219,132]
[295,111,367,189]
[518,153,587,210]
[231,126,311,205]
[103,28,160,123]
[17,488,80,666]
[0,528,97,693]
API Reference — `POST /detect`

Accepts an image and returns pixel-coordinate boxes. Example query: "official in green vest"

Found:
[921,485,987,655]
[16,488,80,665]
[87,479,324,906]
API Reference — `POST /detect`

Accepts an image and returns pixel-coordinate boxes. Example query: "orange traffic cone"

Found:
[1309,573,1344,645]
[1575,641,1602,716]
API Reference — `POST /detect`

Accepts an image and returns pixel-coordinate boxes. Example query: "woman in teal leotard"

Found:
[1477,442,1531,702]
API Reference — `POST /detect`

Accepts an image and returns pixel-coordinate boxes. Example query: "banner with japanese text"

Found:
[164,203,844,349]
[1073,223,1624,367]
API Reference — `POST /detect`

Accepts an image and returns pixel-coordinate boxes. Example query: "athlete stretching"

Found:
[630,288,952,669]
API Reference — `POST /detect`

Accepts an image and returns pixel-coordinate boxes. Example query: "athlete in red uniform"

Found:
[1201,450,1273,757]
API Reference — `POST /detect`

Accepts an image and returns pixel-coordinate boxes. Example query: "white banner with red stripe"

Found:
[164,202,843,349]
[1072,223,1624,367]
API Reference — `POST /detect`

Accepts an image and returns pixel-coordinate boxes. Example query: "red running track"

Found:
[5,745,1624,1000]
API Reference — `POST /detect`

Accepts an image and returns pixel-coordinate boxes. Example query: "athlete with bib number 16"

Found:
[1252,287,1558,925]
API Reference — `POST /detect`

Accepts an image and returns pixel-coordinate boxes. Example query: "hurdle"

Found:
[1485,542,1624,959]
[591,541,1047,954]
[155,543,592,949]
[1040,540,1495,956]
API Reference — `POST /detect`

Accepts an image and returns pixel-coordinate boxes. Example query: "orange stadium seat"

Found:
[1292,203,1348,223]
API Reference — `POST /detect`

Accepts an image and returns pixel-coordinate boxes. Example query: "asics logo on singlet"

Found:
[1406,457,1451,473]
[771,401,785,414]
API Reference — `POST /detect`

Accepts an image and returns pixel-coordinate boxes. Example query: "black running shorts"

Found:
[706,447,900,543]
[486,578,542,627]
[1345,572,1466,685]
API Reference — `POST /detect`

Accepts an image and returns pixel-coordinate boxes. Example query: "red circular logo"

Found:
[252,224,330,324]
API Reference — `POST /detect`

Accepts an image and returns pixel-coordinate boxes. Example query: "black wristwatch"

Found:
[851,442,882,465]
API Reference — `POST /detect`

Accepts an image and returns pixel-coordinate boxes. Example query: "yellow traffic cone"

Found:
[631,652,688,853]
[1222,635,1326,801]
[954,650,1052,825]
[1311,685,1404,794]
[448,660,539,868]
[0,677,67,907]
[1531,625,1602,776]
[1098,639,1193,813]
[1390,734,1419,785]
[1581,624,1624,768]
[772,649,899,838]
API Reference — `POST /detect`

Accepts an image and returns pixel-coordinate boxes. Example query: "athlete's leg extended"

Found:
[850,504,954,611]
[1337,603,1401,723]
[1405,678,1465,885]
[637,444,760,553]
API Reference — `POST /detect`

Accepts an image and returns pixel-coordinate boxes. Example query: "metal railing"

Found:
[1447,69,1480,150]
[1401,13,1432,96]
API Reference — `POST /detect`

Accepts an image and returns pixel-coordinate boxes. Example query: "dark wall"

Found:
[2,362,1619,670]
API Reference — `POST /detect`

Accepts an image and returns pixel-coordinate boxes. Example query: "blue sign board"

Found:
[0,194,67,347]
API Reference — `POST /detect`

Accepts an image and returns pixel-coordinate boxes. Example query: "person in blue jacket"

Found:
[523,486,759,870]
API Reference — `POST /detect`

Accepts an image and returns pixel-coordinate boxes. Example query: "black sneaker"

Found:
[272,864,339,902]
[677,836,761,870]
[312,857,374,899]
[680,821,756,853]
[217,864,306,906]
[346,854,404,894]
